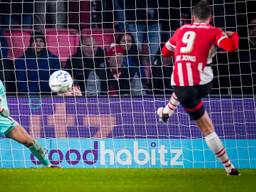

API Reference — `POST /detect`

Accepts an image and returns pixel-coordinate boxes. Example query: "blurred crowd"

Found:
[0,0,255,96]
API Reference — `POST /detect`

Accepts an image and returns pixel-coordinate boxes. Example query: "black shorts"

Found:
[173,81,213,120]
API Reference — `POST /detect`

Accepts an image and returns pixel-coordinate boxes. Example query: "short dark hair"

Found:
[193,0,211,20]
[30,31,46,46]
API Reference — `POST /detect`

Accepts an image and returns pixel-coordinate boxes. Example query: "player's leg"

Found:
[6,123,52,167]
[196,111,240,176]
[191,82,239,175]
[174,84,240,175]
[157,92,180,122]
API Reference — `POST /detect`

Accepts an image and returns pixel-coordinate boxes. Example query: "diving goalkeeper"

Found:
[0,80,57,168]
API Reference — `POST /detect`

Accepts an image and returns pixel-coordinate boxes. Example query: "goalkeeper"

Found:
[0,80,57,168]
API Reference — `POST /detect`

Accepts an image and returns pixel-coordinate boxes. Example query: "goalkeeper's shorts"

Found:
[173,81,213,120]
[0,115,17,137]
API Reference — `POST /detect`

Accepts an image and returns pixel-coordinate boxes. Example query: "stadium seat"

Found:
[3,28,80,63]
[3,28,112,62]
[3,29,32,60]
[45,28,80,62]
[81,28,115,49]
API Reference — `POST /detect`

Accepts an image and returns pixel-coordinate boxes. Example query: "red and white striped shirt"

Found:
[162,23,239,86]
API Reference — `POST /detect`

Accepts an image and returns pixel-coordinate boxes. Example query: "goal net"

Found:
[0,0,255,168]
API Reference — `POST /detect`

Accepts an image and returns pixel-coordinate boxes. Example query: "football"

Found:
[49,70,73,93]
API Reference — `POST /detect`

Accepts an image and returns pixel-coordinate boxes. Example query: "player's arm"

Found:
[161,28,180,57]
[216,31,239,52]
[0,96,10,117]
[161,40,175,57]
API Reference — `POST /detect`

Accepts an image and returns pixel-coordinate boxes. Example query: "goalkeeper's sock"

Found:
[28,141,51,167]
[205,132,234,173]
[163,93,180,116]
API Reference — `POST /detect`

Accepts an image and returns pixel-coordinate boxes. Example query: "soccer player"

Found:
[158,0,240,175]
[0,80,57,168]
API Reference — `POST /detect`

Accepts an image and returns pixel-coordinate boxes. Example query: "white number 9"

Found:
[180,31,196,53]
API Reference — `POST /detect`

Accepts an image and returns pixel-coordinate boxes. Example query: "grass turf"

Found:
[0,169,255,192]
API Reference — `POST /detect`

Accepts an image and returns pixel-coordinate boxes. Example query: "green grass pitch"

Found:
[0,169,255,192]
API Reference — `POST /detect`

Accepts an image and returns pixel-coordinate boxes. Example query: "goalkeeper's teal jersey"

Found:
[0,80,17,136]
[0,80,9,112]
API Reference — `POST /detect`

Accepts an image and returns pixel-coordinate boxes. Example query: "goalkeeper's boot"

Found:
[49,164,60,168]
[157,107,170,123]
[227,168,240,176]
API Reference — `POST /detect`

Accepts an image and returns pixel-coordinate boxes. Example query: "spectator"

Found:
[107,33,146,95]
[34,0,67,30]
[15,31,61,94]
[114,0,161,64]
[65,36,110,95]
[107,43,129,95]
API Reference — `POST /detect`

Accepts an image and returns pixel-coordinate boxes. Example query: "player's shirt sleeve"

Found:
[161,28,180,57]
[214,28,239,52]
[214,28,228,47]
